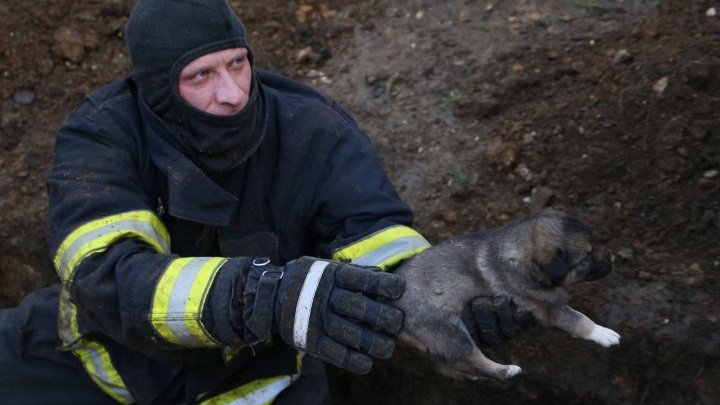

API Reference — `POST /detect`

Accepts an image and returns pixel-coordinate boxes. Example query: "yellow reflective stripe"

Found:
[332,225,431,270]
[53,210,171,283]
[296,351,303,372]
[71,340,133,404]
[201,352,303,405]
[58,289,133,403]
[201,376,294,405]
[150,257,226,347]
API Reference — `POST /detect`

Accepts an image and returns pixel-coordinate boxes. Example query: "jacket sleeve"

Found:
[307,124,431,269]
[48,108,248,353]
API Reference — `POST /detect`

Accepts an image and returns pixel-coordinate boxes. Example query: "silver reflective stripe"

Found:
[57,289,133,403]
[166,257,212,345]
[293,261,329,350]
[151,257,225,347]
[83,344,134,403]
[350,235,431,267]
[199,353,304,404]
[225,376,294,405]
[57,218,170,281]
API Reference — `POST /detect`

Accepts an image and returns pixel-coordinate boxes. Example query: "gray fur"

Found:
[393,208,620,381]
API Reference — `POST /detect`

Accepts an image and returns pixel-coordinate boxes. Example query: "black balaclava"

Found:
[126,0,265,174]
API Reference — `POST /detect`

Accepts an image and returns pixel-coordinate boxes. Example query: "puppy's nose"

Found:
[584,246,612,281]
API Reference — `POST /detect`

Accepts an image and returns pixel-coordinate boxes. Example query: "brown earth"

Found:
[1,0,718,404]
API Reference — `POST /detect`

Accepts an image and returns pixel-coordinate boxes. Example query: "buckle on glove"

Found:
[246,258,283,341]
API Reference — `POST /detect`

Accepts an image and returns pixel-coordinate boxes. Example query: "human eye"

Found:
[232,55,246,67]
[180,68,209,85]
[194,69,209,80]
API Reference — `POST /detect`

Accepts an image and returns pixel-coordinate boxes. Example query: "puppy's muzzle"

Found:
[575,246,612,282]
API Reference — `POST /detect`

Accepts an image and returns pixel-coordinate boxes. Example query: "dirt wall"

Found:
[1,0,718,403]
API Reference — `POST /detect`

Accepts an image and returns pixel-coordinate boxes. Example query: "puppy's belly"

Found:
[395,282,478,352]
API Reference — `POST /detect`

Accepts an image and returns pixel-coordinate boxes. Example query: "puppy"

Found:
[393,208,620,381]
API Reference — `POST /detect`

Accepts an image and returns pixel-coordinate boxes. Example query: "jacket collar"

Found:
[138,97,239,227]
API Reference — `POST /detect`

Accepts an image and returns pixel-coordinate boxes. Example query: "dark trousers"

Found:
[0,285,330,404]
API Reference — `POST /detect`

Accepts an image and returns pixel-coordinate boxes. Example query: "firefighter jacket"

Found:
[46,69,430,404]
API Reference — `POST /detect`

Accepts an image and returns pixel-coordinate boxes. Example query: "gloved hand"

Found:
[243,256,405,374]
[462,295,536,347]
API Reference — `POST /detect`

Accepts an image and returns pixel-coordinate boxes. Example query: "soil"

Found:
[1,0,718,404]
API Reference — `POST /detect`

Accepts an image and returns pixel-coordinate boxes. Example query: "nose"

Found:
[214,71,244,106]
[584,246,612,281]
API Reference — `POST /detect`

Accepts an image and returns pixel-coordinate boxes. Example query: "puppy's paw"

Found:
[504,365,523,379]
[589,325,621,347]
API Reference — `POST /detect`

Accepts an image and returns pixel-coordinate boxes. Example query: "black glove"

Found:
[243,256,405,374]
[462,295,536,347]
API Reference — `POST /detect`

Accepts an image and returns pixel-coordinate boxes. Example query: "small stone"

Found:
[523,131,537,144]
[653,76,669,94]
[454,94,500,118]
[295,46,315,63]
[54,27,86,62]
[516,163,533,181]
[637,270,652,280]
[707,7,717,17]
[296,4,313,23]
[704,170,718,179]
[486,138,518,169]
[306,69,324,78]
[13,91,34,105]
[435,210,458,223]
[318,4,336,18]
[612,49,634,65]
[617,248,634,259]
[432,287,443,295]
[530,186,554,211]
[686,263,704,285]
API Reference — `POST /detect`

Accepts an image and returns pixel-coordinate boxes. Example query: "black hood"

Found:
[126,0,264,174]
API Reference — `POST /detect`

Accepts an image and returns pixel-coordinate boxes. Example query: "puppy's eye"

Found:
[571,252,592,268]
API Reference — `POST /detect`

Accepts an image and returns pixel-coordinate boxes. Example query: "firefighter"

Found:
[0,1,529,403]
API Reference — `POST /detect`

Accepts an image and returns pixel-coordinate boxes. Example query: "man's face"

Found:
[178,47,251,116]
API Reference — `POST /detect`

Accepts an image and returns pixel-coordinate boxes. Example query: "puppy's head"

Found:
[528,209,612,288]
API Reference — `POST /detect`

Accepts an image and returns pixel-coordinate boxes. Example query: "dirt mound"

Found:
[1,0,718,403]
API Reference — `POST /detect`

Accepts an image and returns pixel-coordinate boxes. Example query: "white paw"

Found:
[589,325,621,347]
[504,365,523,378]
